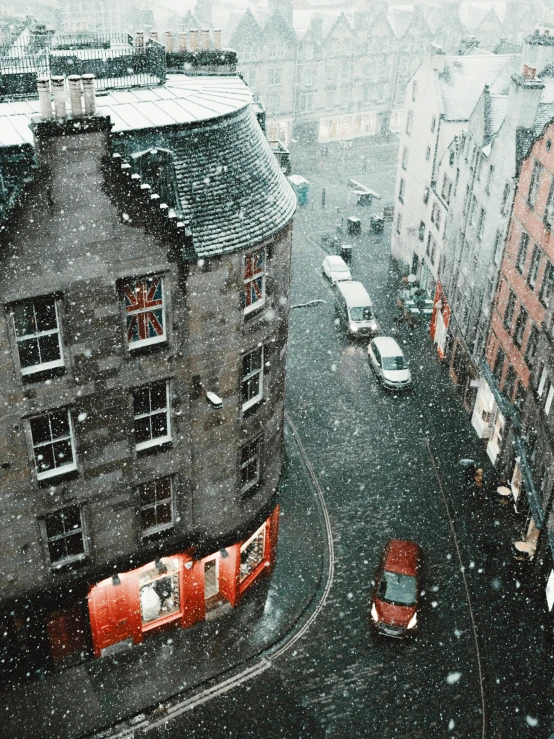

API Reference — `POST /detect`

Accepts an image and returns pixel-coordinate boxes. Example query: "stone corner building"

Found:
[0,71,295,672]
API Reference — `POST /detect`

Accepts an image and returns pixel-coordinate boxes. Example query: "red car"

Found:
[370,539,422,638]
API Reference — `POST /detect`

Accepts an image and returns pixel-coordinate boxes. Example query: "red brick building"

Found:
[475,119,554,544]
[487,123,554,409]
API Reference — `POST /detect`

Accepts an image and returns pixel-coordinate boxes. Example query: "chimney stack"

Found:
[190,29,198,51]
[178,32,187,52]
[68,75,83,117]
[82,74,96,115]
[150,30,158,42]
[51,76,66,119]
[37,77,52,120]
[164,31,173,52]
[201,29,209,50]
[213,29,222,51]
[135,30,144,51]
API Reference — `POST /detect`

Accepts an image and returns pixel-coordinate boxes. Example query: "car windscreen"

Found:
[382,355,407,371]
[349,306,373,321]
[377,571,417,606]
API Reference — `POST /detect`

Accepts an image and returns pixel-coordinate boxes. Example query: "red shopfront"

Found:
[430,281,451,360]
[88,507,279,658]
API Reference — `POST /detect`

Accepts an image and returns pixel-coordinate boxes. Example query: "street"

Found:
[103,142,550,738]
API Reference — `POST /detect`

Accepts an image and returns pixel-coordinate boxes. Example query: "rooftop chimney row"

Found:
[36,75,96,121]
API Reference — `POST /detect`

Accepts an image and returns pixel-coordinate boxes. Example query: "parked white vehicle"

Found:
[368,336,412,390]
[321,255,352,285]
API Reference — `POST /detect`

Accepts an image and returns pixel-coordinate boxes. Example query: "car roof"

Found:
[371,336,403,357]
[336,280,372,307]
[383,539,421,576]
[326,255,348,266]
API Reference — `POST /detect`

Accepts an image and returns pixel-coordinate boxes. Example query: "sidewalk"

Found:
[0,427,327,739]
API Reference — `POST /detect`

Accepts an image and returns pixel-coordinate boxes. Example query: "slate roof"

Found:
[0,74,296,258]
[438,54,519,120]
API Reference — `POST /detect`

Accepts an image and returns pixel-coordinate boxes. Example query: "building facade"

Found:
[0,69,295,674]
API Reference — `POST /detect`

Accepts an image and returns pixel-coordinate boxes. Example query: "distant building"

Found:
[390,45,518,294]
[0,53,295,674]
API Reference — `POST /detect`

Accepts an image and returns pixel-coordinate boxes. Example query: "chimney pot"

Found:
[201,29,209,50]
[51,76,66,119]
[81,74,96,115]
[67,75,83,117]
[164,31,173,52]
[178,32,187,52]
[214,29,222,51]
[36,77,52,120]
[523,63,537,80]
[190,30,199,51]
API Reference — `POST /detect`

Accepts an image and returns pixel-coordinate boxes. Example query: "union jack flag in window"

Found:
[124,276,165,348]
[243,249,265,314]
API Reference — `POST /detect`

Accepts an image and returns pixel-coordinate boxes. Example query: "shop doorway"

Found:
[204,557,220,606]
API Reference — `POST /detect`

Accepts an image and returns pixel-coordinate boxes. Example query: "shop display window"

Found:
[139,560,180,626]
[240,526,266,582]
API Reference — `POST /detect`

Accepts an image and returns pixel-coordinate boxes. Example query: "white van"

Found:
[335,281,380,338]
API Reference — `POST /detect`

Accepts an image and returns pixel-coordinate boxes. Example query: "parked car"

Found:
[335,281,380,338]
[321,255,352,285]
[371,539,423,638]
[368,336,412,390]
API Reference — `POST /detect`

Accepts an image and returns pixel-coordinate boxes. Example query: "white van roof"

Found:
[337,280,372,308]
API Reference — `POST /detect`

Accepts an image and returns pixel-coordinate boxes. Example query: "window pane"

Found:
[151,412,168,439]
[133,387,150,416]
[65,532,85,558]
[12,303,36,337]
[150,382,167,412]
[45,512,65,539]
[134,416,152,444]
[48,538,65,563]
[30,416,52,445]
[34,298,57,333]
[61,506,81,533]
[53,439,73,468]
[156,501,172,526]
[39,333,61,364]
[156,478,171,501]
[18,338,41,369]
[139,481,157,507]
[141,507,156,532]
[50,410,70,439]
[35,444,55,473]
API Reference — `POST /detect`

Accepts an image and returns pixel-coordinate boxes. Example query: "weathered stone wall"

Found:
[0,121,293,607]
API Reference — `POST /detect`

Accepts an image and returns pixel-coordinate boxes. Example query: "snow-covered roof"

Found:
[0,74,297,258]
[0,74,254,147]
[439,54,518,120]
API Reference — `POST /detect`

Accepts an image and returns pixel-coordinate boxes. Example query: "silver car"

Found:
[368,336,412,390]
[321,255,352,285]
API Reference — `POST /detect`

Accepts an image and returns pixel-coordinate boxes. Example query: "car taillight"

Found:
[371,603,379,622]
[407,613,417,629]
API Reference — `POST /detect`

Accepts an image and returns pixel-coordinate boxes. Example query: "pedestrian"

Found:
[474,468,484,488]
[361,156,367,173]
[464,462,477,486]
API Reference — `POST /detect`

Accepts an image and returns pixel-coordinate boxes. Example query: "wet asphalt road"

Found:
[145,143,550,738]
